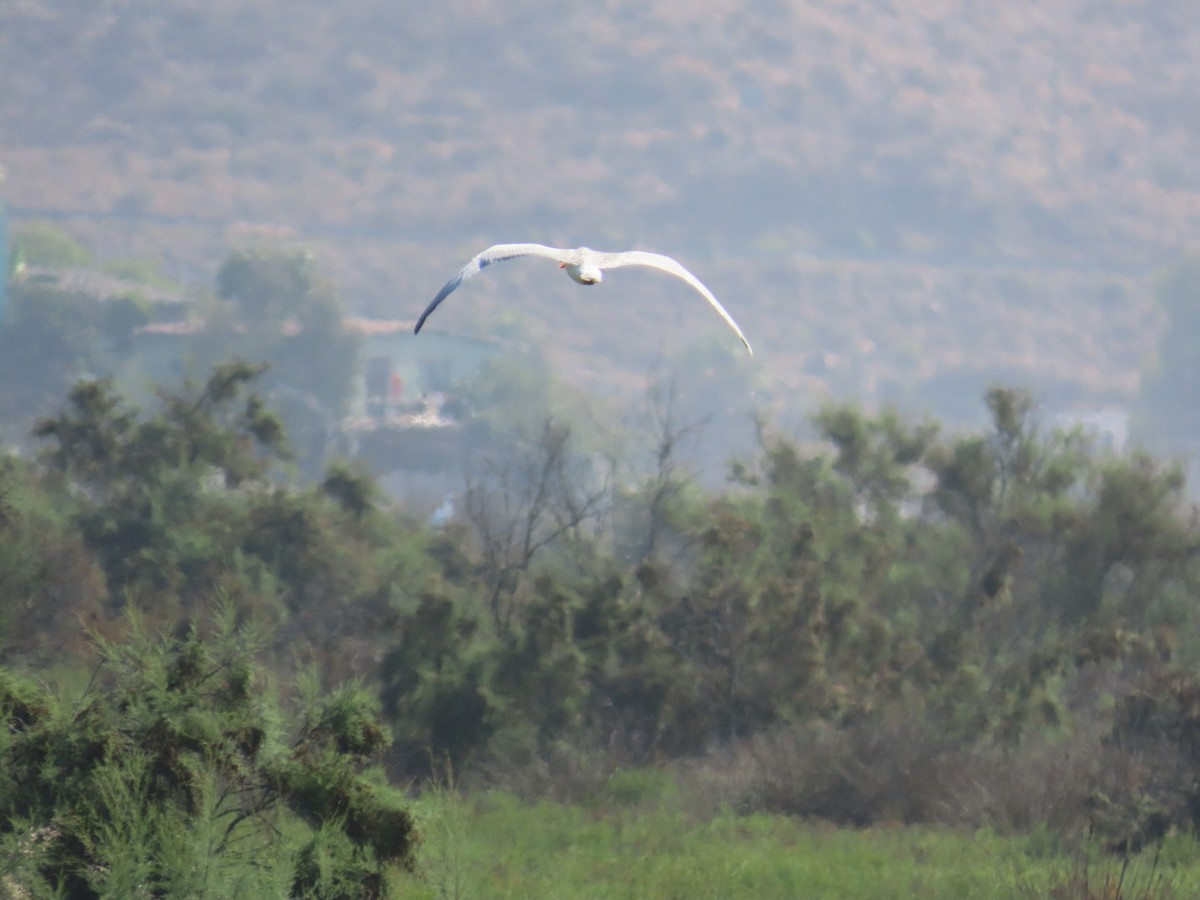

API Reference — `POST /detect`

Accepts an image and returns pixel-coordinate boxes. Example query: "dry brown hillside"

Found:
[1,0,1196,414]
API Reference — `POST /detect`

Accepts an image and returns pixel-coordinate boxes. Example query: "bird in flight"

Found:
[414,243,753,354]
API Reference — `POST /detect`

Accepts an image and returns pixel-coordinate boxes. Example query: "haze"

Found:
[1,0,1196,438]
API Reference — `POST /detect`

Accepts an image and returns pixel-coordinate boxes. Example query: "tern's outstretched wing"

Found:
[414,244,575,333]
[597,250,753,354]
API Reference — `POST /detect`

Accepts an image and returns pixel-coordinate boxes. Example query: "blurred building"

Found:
[344,317,502,421]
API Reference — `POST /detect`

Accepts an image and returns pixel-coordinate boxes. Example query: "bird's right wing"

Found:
[598,250,753,354]
[414,244,574,333]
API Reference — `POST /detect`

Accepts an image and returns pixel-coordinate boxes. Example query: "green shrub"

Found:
[0,605,416,898]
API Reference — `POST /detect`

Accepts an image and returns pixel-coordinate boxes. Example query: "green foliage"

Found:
[188,248,362,477]
[0,280,101,422]
[812,401,938,522]
[0,272,158,431]
[321,460,382,520]
[0,605,415,898]
[380,592,494,773]
[2,364,425,692]
[97,292,152,354]
[275,679,416,866]
[31,364,291,600]
[0,455,107,658]
[455,347,616,457]
[364,383,1200,846]
[455,347,560,435]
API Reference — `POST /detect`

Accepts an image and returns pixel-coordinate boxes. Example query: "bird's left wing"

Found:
[415,244,574,333]
[598,251,753,354]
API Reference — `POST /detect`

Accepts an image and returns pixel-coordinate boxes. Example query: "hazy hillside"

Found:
[2,0,1196,416]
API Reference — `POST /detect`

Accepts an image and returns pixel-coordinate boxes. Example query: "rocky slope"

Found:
[2,0,1195,414]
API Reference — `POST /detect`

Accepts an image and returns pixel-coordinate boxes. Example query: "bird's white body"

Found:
[560,250,603,285]
[415,243,752,354]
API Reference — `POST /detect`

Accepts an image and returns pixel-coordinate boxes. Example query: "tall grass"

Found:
[1013,831,1198,900]
[398,780,1200,899]
[408,764,476,900]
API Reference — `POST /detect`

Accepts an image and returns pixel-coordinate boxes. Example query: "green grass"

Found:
[396,782,1200,899]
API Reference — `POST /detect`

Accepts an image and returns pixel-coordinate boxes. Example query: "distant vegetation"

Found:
[0,228,361,477]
